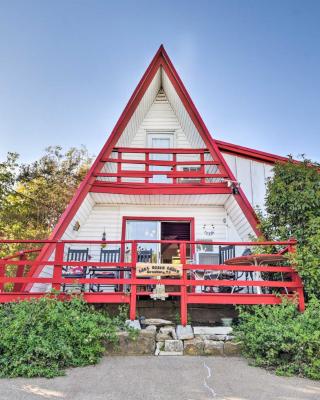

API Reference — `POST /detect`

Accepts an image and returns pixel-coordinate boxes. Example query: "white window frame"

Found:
[146,131,175,148]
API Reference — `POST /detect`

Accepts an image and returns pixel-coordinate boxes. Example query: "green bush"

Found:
[235,298,320,379]
[0,295,128,378]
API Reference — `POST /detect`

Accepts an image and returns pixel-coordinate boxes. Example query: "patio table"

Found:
[225,253,285,294]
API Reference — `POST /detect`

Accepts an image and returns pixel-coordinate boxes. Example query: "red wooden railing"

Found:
[0,239,304,325]
[94,147,229,189]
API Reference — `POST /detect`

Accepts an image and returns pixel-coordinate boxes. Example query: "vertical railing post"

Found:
[288,240,305,312]
[14,252,26,292]
[145,152,149,184]
[180,242,188,326]
[172,152,177,184]
[129,241,138,321]
[117,150,122,183]
[52,242,64,292]
[200,152,205,184]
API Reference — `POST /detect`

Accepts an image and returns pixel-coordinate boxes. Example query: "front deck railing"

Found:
[0,239,304,325]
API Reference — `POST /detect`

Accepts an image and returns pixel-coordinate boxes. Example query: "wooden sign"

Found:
[136,262,183,277]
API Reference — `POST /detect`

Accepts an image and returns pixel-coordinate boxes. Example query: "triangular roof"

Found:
[55,45,259,236]
[29,45,261,281]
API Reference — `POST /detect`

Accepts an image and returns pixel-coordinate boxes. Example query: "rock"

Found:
[164,339,183,353]
[125,320,141,330]
[158,351,183,356]
[160,326,177,339]
[193,326,233,336]
[225,335,235,342]
[176,325,194,340]
[156,333,171,341]
[155,341,164,355]
[203,340,224,356]
[224,341,243,356]
[184,338,204,355]
[140,329,156,338]
[145,325,157,333]
[104,331,155,355]
[144,318,173,326]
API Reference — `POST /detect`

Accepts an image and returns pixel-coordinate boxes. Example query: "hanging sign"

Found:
[136,262,183,277]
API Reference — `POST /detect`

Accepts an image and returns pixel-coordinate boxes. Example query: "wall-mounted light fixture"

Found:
[73,221,80,231]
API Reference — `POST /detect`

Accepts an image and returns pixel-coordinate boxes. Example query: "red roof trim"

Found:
[216,140,292,165]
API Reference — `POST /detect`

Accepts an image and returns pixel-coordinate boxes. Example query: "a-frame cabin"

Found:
[31,45,262,283]
[1,46,304,323]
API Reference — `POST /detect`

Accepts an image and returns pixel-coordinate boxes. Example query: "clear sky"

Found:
[1,0,319,163]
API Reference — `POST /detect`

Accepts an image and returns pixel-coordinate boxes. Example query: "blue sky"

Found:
[1,0,320,163]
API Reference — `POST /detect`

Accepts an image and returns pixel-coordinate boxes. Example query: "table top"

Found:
[224,253,285,265]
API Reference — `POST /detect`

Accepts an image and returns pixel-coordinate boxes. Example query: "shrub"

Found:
[235,298,320,379]
[0,295,128,378]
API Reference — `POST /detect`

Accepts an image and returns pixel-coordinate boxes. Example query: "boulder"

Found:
[155,341,164,356]
[156,332,171,341]
[193,326,233,336]
[144,318,173,326]
[203,340,224,356]
[164,339,183,353]
[104,330,155,355]
[158,351,183,356]
[184,338,204,356]
[159,326,177,339]
[145,325,157,333]
[176,325,194,340]
[125,320,141,330]
[224,341,243,356]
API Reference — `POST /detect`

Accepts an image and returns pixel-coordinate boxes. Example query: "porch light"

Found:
[73,221,80,231]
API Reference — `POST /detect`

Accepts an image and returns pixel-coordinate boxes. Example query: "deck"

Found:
[0,239,304,325]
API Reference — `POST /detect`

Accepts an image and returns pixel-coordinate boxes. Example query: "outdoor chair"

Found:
[137,249,153,292]
[137,249,153,263]
[61,248,89,292]
[219,245,235,264]
[89,248,124,292]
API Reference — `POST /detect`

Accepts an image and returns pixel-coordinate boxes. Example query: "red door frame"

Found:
[121,216,195,254]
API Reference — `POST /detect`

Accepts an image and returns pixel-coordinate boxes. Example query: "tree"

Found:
[0,146,92,245]
[258,156,320,298]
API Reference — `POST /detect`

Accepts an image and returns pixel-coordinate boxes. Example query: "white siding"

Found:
[225,196,255,241]
[222,153,274,211]
[75,204,243,246]
[129,89,192,148]
[162,69,206,149]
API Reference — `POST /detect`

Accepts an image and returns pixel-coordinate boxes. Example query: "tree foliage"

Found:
[0,146,92,243]
[258,156,320,299]
[258,157,320,243]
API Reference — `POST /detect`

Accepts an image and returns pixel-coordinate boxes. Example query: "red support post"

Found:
[180,242,188,326]
[172,153,177,184]
[0,260,4,292]
[145,153,149,183]
[129,241,138,321]
[288,241,305,312]
[200,152,205,184]
[52,242,64,291]
[13,253,26,292]
[117,151,122,183]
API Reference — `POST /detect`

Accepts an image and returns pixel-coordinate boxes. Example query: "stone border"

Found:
[104,319,242,356]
